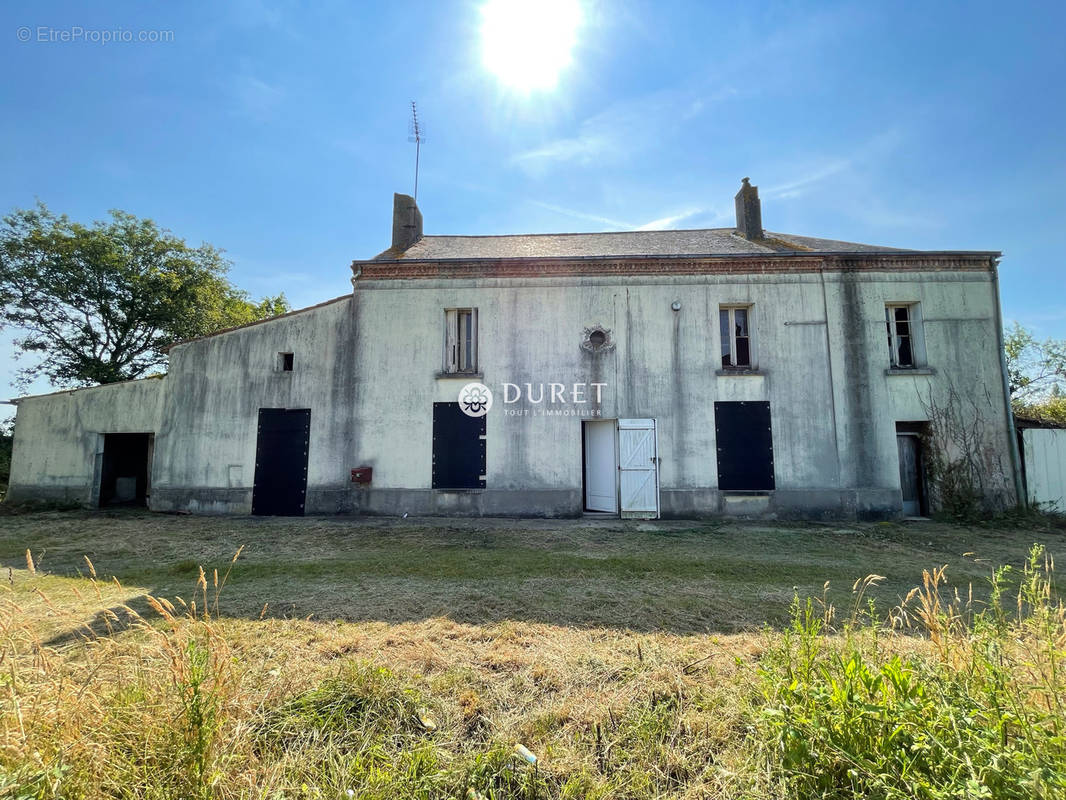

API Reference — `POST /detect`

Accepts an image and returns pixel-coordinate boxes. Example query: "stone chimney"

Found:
[391,193,423,252]
[734,177,763,240]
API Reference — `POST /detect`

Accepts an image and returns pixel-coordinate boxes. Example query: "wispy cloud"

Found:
[763,159,854,200]
[763,129,905,200]
[513,132,618,170]
[511,85,737,175]
[230,74,284,119]
[526,200,727,232]
[526,200,633,230]
[636,208,705,230]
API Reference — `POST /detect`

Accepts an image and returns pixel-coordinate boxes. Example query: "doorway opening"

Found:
[895,422,929,517]
[99,433,153,507]
[582,419,618,513]
[582,418,660,518]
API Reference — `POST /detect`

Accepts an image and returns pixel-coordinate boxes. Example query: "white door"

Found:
[584,420,618,512]
[619,419,659,519]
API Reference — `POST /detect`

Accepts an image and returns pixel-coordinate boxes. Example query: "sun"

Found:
[480,0,582,91]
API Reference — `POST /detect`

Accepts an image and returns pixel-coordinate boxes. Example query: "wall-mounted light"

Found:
[671,300,681,311]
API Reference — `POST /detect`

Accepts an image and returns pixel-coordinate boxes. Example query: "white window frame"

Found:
[719,305,754,369]
[885,302,922,369]
[443,308,478,374]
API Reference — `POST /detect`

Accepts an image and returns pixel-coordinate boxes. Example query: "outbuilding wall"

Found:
[7,377,166,505]
[1022,428,1066,510]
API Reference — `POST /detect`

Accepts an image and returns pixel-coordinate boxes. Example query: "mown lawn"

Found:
[1,510,1062,632]
[0,510,1063,799]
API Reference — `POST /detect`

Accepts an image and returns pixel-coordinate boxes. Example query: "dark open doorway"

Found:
[99,433,153,507]
[895,422,929,516]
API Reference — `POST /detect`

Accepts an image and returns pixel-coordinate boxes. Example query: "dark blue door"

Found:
[252,408,310,516]
[714,401,775,491]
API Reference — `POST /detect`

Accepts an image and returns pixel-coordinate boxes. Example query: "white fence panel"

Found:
[1023,428,1066,510]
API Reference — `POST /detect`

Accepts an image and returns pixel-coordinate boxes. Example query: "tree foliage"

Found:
[0,204,288,389]
[1005,322,1066,425]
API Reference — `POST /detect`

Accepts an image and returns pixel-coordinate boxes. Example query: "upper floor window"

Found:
[720,306,752,369]
[886,303,918,368]
[444,308,478,373]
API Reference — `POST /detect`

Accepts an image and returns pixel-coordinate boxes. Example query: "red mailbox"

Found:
[350,466,373,484]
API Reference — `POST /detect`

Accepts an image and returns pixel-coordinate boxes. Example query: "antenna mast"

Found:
[408,101,424,202]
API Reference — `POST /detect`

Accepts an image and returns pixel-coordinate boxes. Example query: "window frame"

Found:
[885,303,919,369]
[443,308,479,374]
[719,305,754,370]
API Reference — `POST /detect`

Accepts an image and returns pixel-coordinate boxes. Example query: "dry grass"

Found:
[0,510,1063,797]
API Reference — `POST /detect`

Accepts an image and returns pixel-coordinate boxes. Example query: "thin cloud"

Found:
[764,129,905,200]
[230,74,284,119]
[526,200,633,230]
[512,85,736,174]
[513,132,617,169]
[636,208,705,230]
[764,159,854,200]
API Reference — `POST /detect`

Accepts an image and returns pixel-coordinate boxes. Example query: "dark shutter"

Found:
[432,402,486,489]
[252,408,311,516]
[714,401,775,491]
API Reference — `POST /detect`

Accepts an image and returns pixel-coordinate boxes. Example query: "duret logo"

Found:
[458,382,493,417]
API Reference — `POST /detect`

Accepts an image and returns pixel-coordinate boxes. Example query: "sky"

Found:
[1,0,1065,417]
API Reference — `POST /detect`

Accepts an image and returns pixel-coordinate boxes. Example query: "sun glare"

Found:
[480,0,582,91]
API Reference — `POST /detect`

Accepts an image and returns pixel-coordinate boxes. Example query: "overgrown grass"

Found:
[1,515,1064,797]
[757,545,1066,799]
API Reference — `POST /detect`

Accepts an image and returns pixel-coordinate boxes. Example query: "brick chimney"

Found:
[734,177,763,240]
[391,193,423,252]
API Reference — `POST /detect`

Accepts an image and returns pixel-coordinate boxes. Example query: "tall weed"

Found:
[757,544,1066,799]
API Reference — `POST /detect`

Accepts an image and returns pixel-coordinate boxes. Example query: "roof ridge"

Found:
[420,227,739,240]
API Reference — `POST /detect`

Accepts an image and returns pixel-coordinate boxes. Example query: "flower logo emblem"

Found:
[458,382,493,417]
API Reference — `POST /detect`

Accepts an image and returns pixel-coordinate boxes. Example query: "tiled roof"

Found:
[373,228,908,261]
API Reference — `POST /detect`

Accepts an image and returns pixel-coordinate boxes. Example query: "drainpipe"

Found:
[990,256,1026,509]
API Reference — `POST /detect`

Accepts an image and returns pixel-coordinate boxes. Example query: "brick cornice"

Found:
[351,252,999,281]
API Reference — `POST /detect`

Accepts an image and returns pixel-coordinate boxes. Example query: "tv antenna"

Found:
[408,101,425,202]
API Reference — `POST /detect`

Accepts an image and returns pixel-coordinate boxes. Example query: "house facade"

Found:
[6,181,1022,518]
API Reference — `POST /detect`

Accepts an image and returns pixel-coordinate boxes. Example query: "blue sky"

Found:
[2,0,1064,414]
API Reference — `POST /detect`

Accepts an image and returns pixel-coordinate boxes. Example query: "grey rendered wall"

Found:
[344,268,1014,518]
[9,265,1014,520]
[151,296,357,514]
[7,376,166,505]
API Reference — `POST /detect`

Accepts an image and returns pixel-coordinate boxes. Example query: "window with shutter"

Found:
[443,308,478,373]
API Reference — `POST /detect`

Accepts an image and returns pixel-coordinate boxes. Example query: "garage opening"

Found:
[99,433,153,507]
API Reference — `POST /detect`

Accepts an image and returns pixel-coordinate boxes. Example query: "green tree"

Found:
[1004,322,1066,399]
[0,204,288,389]
[1004,322,1066,424]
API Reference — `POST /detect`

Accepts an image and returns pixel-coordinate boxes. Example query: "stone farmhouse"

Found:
[7,180,1022,519]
